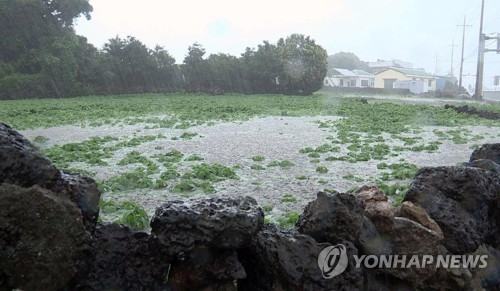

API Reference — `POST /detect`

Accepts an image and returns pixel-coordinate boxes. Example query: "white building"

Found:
[323,68,374,88]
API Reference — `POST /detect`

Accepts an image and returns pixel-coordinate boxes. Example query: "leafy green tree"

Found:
[0,0,94,98]
[277,34,328,95]
[240,41,283,94]
[182,43,208,91]
[205,53,243,92]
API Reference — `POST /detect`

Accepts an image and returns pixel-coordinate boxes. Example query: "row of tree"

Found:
[0,0,328,99]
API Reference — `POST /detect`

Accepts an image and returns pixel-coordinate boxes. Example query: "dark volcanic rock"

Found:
[168,247,245,290]
[469,143,500,165]
[296,191,365,244]
[404,166,500,254]
[384,217,442,284]
[444,104,500,120]
[0,123,59,186]
[463,159,500,174]
[0,123,100,232]
[423,244,500,290]
[151,196,264,254]
[0,184,90,291]
[49,170,101,232]
[238,226,363,291]
[78,223,170,291]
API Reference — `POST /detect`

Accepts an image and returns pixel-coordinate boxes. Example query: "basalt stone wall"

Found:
[0,124,499,290]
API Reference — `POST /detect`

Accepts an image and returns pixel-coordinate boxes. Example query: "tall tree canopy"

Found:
[327,51,369,71]
[0,1,328,99]
[277,34,328,95]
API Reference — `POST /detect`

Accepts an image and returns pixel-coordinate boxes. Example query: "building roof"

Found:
[352,70,374,77]
[376,67,434,78]
[328,68,374,78]
[329,68,357,77]
[368,59,413,69]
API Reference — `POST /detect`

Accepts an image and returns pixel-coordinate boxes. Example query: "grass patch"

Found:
[152,149,184,165]
[43,136,118,168]
[118,151,159,174]
[33,135,49,143]
[185,154,204,161]
[99,199,149,230]
[267,160,295,169]
[316,166,328,173]
[250,164,266,170]
[261,205,273,212]
[377,182,410,207]
[179,132,198,139]
[281,194,297,203]
[342,173,365,182]
[377,160,418,181]
[184,163,238,182]
[98,168,153,192]
[171,179,216,194]
[276,211,300,228]
[251,155,265,162]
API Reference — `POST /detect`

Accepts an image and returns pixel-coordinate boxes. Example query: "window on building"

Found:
[428,80,432,87]
[350,80,356,87]
[361,80,369,87]
[340,79,344,86]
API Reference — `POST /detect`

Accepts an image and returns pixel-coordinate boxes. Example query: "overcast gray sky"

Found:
[75,0,500,90]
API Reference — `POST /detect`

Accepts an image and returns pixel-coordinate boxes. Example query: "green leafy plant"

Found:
[185,154,204,161]
[185,163,238,181]
[33,135,49,143]
[276,211,300,228]
[99,199,149,230]
[98,168,154,192]
[281,194,297,203]
[179,132,198,139]
[251,155,265,162]
[267,160,295,169]
[261,205,273,212]
[251,164,266,170]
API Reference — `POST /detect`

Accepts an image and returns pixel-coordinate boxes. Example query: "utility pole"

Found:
[449,40,457,76]
[458,16,471,90]
[475,0,485,99]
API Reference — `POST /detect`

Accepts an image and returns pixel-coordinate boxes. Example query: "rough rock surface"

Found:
[0,184,90,291]
[296,191,365,244]
[0,123,100,232]
[463,159,500,174]
[354,186,394,234]
[167,247,245,290]
[384,217,442,284]
[404,166,500,254]
[77,223,170,291]
[396,201,443,240]
[444,104,500,120]
[423,244,500,290]
[238,225,363,291]
[469,143,500,165]
[0,123,59,187]
[151,196,264,254]
[50,170,101,232]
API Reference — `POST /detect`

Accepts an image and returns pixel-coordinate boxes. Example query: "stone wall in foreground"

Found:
[1,122,499,290]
